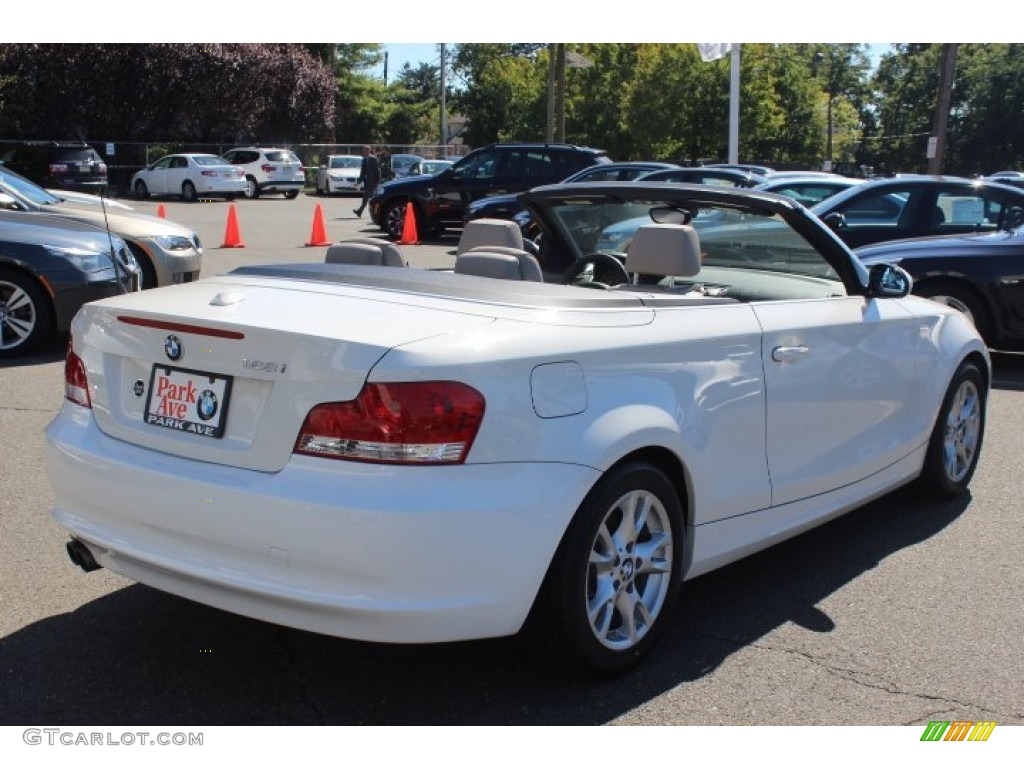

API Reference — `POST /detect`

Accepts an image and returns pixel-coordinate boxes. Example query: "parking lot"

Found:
[1,191,1023,726]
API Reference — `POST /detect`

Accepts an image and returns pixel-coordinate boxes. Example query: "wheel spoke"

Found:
[614,588,639,644]
[4,314,33,340]
[5,286,31,312]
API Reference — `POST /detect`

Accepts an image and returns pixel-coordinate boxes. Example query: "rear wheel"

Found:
[284,190,300,200]
[244,176,260,199]
[0,268,52,358]
[917,360,986,498]
[181,181,197,202]
[525,462,684,673]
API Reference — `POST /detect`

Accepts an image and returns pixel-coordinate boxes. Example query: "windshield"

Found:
[541,194,841,282]
[266,151,300,163]
[330,157,361,169]
[0,166,61,205]
[194,156,229,167]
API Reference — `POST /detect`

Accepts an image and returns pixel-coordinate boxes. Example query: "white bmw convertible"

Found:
[45,183,988,673]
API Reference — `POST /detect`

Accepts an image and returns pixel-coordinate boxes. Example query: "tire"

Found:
[181,181,197,203]
[225,194,236,202]
[916,281,991,343]
[916,360,986,499]
[134,179,149,199]
[0,268,53,358]
[129,244,158,289]
[244,176,260,200]
[384,200,422,240]
[525,462,684,673]
[284,190,300,200]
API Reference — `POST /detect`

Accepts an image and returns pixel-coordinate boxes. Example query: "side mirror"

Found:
[867,263,912,298]
[821,211,846,231]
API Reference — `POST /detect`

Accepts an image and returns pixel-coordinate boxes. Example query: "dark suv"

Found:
[0,142,108,194]
[368,143,611,238]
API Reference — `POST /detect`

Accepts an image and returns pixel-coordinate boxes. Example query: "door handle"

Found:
[772,345,809,363]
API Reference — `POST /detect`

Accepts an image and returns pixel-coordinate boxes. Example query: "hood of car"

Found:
[856,228,1019,262]
[0,210,117,252]
[47,202,196,238]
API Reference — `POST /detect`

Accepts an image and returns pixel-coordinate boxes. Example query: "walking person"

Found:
[353,145,381,217]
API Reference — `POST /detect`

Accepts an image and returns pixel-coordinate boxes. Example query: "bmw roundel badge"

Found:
[197,389,218,421]
[164,335,182,361]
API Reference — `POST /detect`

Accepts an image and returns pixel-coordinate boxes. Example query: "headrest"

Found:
[457,218,525,255]
[624,224,702,278]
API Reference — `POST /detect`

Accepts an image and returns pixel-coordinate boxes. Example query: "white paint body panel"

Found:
[45,268,989,644]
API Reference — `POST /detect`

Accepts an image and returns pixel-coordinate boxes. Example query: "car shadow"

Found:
[0,332,67,368]
[0,486,969,725]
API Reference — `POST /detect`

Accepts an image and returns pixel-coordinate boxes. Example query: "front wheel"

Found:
[917,360,986,498]
[134,179,149,199]
[181,181,197,202]
[383,200,411,239]
[525,462,684,673]
[0,268,53,358]
[284,190,300,200]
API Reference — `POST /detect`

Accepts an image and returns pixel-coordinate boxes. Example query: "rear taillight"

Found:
[201,170,217,177]
[98,163,108,173]
[261,164,274,172]
[295,382,485,465]
[65,340,91,409]
[49,163,69,173]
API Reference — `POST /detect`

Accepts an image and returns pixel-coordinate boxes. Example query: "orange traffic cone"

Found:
[305,203,331,246]
[397,203,419,245]
[156,204,167,219]
[219,204,245,248]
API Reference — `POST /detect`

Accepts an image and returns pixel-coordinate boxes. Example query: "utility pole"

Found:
[927,43,959,175]
[546,44,556,142]
[439,44,447,150]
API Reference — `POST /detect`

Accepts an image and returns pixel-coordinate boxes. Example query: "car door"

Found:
[826,184,924,248]
[164,156,189,195]
[754,296,932,506]
[438,149,504,222]
[145,156,173,195]
[703,214,937,507]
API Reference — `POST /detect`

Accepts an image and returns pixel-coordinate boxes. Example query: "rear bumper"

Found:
[45,405,599,643]
[258,180,304,193]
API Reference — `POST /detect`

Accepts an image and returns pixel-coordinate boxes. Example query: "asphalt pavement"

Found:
[1,191,1022,728]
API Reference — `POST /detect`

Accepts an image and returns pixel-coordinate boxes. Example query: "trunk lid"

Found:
[74,275,498,472]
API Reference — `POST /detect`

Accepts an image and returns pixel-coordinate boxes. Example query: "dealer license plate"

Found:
[145,365,232,439]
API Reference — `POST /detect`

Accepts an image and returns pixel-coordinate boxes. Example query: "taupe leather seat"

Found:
[326,239,407,267]
[454,250,544,281]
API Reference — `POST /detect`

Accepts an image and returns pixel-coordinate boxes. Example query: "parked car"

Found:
[754,175,863,206]
[369,142,611,239]
[982,171,1024,190]
[0,210,138,357]
[0,142,108,194]
[465,161,681,232]
[45,181,988,672]
[315,155,363,195]
[856,219,1024,348]
[811,175,1024,249]
[409,159,455,176]
[132,154,246,203]
[703,162,775,177]
[222,147,305,200]
[636,167,762,187]
[0,165,202,288]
